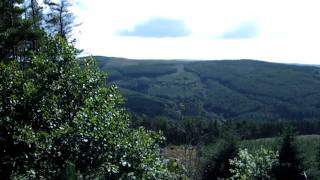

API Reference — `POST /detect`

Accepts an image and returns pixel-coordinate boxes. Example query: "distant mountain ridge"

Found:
[95,56,320,122]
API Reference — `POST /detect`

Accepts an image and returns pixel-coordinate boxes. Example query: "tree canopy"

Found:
[0,0,184,179]
[0,35,183,179]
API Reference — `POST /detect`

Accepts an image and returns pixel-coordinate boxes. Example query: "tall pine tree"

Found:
[274,127,305,180]
[202,135,238,180]
[44,0,77,41]
[25,0,45,51]
[0,0,25,60]
[0,0,44,62]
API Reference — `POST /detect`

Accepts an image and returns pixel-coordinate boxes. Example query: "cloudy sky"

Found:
[73,0,320,64]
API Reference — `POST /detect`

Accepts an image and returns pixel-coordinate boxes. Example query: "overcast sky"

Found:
[73,0,320,64]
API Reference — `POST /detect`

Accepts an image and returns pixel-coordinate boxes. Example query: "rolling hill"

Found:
[95,56,320,122]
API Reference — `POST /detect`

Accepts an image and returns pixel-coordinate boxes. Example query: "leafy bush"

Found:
[229,148,278,179]
[0,36,184,179]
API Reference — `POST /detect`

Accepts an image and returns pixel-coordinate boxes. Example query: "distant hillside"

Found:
[95,56,320,122]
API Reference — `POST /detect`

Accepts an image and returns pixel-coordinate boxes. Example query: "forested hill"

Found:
[95,56,320,122]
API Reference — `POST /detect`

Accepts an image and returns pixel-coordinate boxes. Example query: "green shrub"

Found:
[0,36,184,179]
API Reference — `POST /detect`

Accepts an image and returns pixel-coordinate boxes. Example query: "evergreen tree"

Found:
[0,0,25,60]
[27,0,42,24]
[25,0,45,51]
[202,137,238,180]
[0,0,44,62]
[44,0,77,41]
[274,128,305,180]
[317,142,320,171]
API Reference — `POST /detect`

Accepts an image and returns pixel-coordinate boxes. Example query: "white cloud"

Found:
[117,18,191,37]
[74,0,320,64]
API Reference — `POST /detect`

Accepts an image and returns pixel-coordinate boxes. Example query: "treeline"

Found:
[131,113,320,178]
[131,114,320,145]
[161,127,320,179]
